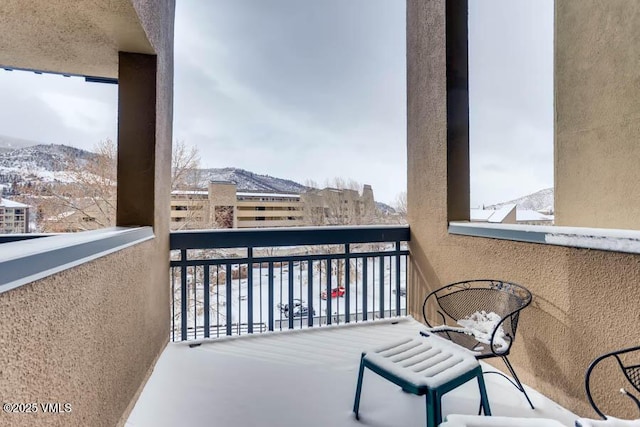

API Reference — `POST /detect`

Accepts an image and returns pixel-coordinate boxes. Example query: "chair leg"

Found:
[502,356,535,410]
[476,368,492,416]
[353,354,366,419]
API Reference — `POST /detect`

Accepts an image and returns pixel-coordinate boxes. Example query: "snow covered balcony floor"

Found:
[125,317,577,427]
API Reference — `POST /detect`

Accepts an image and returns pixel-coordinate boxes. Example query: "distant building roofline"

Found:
[237,192,300,198]
[171,190,208,195]
[209,181,236,185]
[0,198,30,208]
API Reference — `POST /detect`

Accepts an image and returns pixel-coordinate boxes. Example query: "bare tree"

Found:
[392,191,408,224]
[35,139,117,231]
[171,139,201,190]
[302,177,379,287]
[22,140,205,232]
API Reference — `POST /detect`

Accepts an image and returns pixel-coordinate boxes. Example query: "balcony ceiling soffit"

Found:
[0,0,154,79]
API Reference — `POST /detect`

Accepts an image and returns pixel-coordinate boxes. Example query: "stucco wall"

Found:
[0,1,175,425]
[407,0,640,418]
[555,0,640,229]
[0,240,168,427]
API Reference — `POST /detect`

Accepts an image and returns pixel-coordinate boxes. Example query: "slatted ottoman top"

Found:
[364,334,480,389]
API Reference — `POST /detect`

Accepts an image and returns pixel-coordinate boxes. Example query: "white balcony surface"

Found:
[126,317,577,427]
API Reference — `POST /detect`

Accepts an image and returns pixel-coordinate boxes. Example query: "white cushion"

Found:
[364,335,480,389]
[441,414,566,426]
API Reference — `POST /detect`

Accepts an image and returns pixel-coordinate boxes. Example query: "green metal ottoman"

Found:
[353,334,492,427]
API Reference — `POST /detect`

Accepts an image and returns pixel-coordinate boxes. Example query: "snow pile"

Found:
[457,311,509,350]
[427,311,509,350]
[575,416,640,427]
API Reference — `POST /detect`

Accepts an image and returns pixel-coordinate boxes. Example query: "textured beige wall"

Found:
[0,0,153,78]
[0,1,175,426]
[0,241,168,427]
[555,0,640,229]
[407,0,640,418]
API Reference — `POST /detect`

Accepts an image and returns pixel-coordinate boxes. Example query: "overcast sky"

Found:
[0,0,552,207]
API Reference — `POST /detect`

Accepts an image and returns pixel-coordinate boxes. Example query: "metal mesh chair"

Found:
[583,345,640,421]
[422,279,534,409]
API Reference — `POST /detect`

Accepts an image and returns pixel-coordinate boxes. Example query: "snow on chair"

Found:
[422,279,535,409]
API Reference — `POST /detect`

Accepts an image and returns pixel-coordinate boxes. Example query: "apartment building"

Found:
[170,182,375,229]
[0,198,29,233]
[235,191,304,228]
[302,184,376,225]
[170,190,209,229]
[170,182,305,229]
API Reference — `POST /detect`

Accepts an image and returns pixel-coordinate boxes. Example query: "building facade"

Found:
[170,182,305,229]
[0,198,29,233]
[301,184,376,225]
[170,182,376,230]
[235,191,304,228]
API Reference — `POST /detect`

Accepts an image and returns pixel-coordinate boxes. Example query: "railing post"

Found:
[226,263,232,336]
[268,263,274,331]
[326,258,332,325]
[345,244,351,323]
[180,249,187,341]
[171,266,175,342]
[395,241,401,316]
[247,247,253,334]
[307,260,314,327]
[362,257,368,321]
[288,260,294,330]
[204,264,210,338]
[379,255,385,318]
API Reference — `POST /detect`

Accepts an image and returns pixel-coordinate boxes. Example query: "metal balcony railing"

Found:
[170,225,410,341]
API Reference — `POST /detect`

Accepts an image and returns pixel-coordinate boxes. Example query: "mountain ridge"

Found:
[486,187,554,212]
[0,143,396,212]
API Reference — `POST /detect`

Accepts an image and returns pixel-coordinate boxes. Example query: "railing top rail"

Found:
[0,233,56,244]
[170,225,410,250]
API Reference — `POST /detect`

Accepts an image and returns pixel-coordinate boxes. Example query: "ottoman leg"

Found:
[476,368,492,416]
[425,390,440,427]
[353,353,366,420]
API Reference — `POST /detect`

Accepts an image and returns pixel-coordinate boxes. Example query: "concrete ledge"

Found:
[449,222,640,254]
[0,226,154,294]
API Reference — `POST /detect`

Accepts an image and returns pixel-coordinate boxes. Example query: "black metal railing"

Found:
[170,225,410,341]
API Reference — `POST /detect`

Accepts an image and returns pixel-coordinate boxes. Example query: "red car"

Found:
[321,286,345,300]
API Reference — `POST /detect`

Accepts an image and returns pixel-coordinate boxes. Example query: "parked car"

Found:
[321,286,346,300]
[392,287,407,297]
[277,299,315,318]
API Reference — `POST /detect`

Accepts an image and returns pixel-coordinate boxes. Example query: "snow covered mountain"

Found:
[0,144,93,172]
[0,144,95,188]
[196,167,309,194]
[487,187,554,213]
[0,134,41,153]
[0,143,395,213]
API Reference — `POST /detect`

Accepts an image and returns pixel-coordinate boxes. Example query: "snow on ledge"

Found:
[0,227,154,294]
[449,222,640,254]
